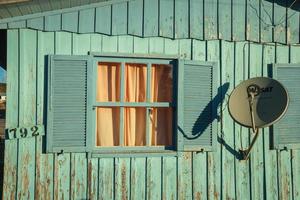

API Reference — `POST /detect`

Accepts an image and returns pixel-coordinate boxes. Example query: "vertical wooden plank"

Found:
[206,40,221,200]
[162,157,177,200]
[149,37,164,54]
[221,40,235,200]
[262,44,278,200]
[17,29,37,200]
[98,158,114,200]
[70,153,87,199]
[260,0,273,43]
[2,29,19,200]
[249,43,265,200]
[55,32,72,54]
[128,0,143,37]
[35,31,55,200]
[146,157,162,200]
[45,14,62,31]
[192,152,207,200]
[62,11,79,33]
[159,0,174,38]
[178,153,192,199]
[118,36,134,53]
[218,0,232,40]
[114,158,130,200]
[192,39,206,61]
[246,0,260,42]
[234,41,251,200]
[289,45,300,200]
[90,34,103,53]
[130,158,146,200]
[190,0,204,40]
[276,44,292,200]
[143,0,159,37]
[79,8,95,33]
[27,17,44,30]
[54,154,71,199]
[53,31,72,200]
[174,0,189,38]
[95,5,112,35]
[102,35,118,53]
[179,39,192,60]
[8,20,26,29]
[204,0,218,40]
[164,38,179,55]
[133,37,149,54]
[287,0,299,44]
[88,158,99,200]
[112,2,128,35]
[72,33,91,55]
[273,2,287,43]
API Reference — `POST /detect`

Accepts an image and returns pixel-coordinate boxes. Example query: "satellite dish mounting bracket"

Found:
[239,89,260,160]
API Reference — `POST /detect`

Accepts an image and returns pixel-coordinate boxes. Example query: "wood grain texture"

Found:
[2,29,19,200]
[0,0,300,44]
[35,31,54,200]
[3,30,300,200]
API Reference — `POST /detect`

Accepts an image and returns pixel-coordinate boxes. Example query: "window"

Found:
[91,58,174,152]
[46,54,218,155]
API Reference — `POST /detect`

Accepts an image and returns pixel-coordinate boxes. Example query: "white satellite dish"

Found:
[228,77,289,160]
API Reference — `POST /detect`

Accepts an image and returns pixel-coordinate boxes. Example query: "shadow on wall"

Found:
[178,82,230,140]
[264,0,300,11]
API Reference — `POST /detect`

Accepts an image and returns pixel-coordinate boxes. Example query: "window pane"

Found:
[150,108,173,146]
[125,63,147,102]
[97,62,121,102]
[151,64,173,102]
[96,107,120,146]
[124,107,146,146]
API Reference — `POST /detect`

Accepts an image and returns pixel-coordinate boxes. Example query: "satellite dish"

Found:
[228,77,289,128]
[228,77,289,160]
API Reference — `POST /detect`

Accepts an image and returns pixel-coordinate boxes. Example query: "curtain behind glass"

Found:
[96,62,173,147]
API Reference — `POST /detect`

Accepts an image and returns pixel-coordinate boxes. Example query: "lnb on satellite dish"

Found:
[228,77,289,160]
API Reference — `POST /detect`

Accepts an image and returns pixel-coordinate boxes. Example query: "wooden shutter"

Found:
[177,60,218,151]
[272,64,300,149]
[47,55,91,153]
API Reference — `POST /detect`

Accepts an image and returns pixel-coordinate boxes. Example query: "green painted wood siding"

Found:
[3,29,300,199]
[1,0,300,44]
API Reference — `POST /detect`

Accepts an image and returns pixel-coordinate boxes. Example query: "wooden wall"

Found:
[3,28,300,200]
[0,0,299,44]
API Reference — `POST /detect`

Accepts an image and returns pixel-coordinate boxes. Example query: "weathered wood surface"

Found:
[1,0,300,44]
[2,29,300,199]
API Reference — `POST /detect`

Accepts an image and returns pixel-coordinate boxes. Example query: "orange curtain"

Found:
[150,64,173,145]
[96,63,120,146]
[124,64,147,146]
[96,63,173,147]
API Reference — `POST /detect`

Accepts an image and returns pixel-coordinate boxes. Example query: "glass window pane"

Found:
[125,63,147,102]
[124,107,146,146]
[97,62,121,102]
[150,108,173,146]
[96,107,120,146]
[151,64,173,102]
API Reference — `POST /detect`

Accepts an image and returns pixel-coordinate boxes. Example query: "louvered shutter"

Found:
[177,60,218,151]
[272,64,300,149]
[47,55,91,153]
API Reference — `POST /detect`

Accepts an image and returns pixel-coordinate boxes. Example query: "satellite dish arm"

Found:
[240,91,260,160]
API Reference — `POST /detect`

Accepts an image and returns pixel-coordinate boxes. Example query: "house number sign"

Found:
[6,125,45,140]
